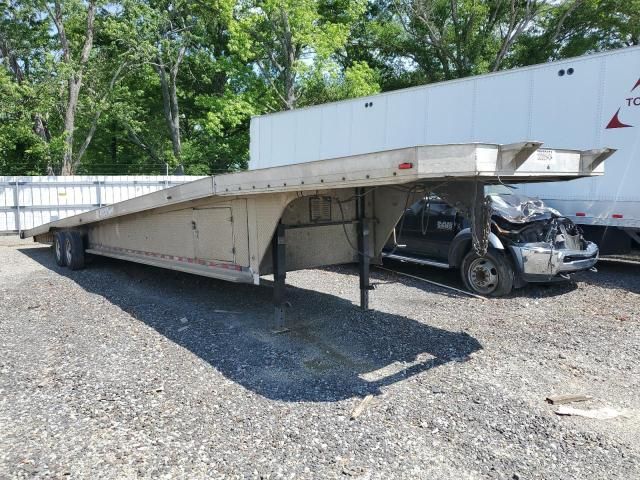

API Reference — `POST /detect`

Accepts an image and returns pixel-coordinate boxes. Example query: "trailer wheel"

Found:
[461,249,514,297]
[64,231,86,270]
[53,231,67,267]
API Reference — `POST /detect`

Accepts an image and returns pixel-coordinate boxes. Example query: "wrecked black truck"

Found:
[383,186,599,296]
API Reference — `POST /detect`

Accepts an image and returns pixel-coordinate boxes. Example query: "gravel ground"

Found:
[0,235,639,479]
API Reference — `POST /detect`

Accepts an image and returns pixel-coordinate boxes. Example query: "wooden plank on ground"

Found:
[546,394,592,405]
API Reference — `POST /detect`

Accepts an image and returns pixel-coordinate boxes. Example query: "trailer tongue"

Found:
[22,142,613,326]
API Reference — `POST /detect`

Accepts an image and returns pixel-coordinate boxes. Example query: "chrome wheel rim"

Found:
[467,257,498,294]
[55,238,62,261]
[65,238,72,264]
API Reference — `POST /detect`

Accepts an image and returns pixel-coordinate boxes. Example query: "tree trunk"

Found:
[61,76,82,175]
[155,62,181,159]
[125,124,162,164]
[169,70,182,157]
[32,115,51,142]
[51,0,96,175]
[280,8,297,110]
[111,135,117,164]
[73,61,127,168]
[155,42,185,160]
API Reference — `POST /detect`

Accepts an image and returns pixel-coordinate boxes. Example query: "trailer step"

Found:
[85,247,255,284]
[382,252,450,269]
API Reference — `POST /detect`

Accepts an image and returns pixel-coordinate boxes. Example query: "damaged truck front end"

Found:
[383,186,599,297]
[489,193,599,284]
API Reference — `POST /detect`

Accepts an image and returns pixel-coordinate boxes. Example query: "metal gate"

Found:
[0,175,204,235]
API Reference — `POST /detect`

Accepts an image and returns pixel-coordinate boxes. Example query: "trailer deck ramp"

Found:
[22,142,614,325]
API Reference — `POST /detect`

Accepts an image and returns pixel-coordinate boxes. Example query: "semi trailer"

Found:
[22,141,612,324]
[249,46,640,255]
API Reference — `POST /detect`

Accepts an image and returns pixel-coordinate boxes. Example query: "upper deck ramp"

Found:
[22,141,613,239]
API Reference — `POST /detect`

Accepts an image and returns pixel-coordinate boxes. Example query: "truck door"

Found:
[192,207,235,263]
[421,199,458,260]
[394,198,458,260]
[395,198,427,255]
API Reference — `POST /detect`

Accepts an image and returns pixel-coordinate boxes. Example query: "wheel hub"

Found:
[65,239,72,264]
[468,257,499,294]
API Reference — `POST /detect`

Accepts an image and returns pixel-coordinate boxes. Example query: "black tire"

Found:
[461,248,514,297]
[64,230,86,270]
[53,231,67,267]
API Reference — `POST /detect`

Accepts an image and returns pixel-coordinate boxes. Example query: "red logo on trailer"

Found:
[606,78,640,129]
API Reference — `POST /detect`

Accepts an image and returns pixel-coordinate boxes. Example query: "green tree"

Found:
[99,0,247,175]
[2,0,637,176]
[230,0,376,110]
[46,0,98,174]
[389,0,557,81]
[511,0,639,65]
[0,0,58,172]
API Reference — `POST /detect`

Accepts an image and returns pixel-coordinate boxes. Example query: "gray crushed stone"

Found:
[0,236,638,479]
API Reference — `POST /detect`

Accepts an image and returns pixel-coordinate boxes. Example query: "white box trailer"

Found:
[250,46,640,254]
[22,142,611,324]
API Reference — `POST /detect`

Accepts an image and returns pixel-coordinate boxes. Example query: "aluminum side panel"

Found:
[90,209,196,258]
[351,95,388,155]
[193,207,234,262]
[284,225,358,271]
[254,193,296,275]
[295,106,323,163]
[232,199,250,267]
[250,46,638,171]
[246,197,260,277]
[278,189,362,271]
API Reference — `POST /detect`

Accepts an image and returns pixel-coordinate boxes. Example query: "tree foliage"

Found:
[0,0,637,175]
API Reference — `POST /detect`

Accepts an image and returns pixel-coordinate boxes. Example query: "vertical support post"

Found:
[272,222,286,327]
[357,188,371,311]
[96,180,102,207]
[13,181,21,236]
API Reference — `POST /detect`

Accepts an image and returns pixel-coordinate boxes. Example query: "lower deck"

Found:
[36,186,416,287]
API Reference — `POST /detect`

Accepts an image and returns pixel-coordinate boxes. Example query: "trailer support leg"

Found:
[272,222,287,328]
[357,188,371,311]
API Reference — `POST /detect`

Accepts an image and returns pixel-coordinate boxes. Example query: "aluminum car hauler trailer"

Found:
[22,141,612,325]
[249,46,640,254]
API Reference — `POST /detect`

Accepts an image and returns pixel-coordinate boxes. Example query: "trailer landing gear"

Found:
[357,188,373,311]
[270,188,373,328]
[272,222,287,330]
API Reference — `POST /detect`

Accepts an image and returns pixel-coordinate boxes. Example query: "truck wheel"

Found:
[64,231,86,270]
[54,231,67,267]
[461,249,514,297]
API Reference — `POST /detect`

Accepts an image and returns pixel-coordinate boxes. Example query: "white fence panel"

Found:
[0,175,205,234]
